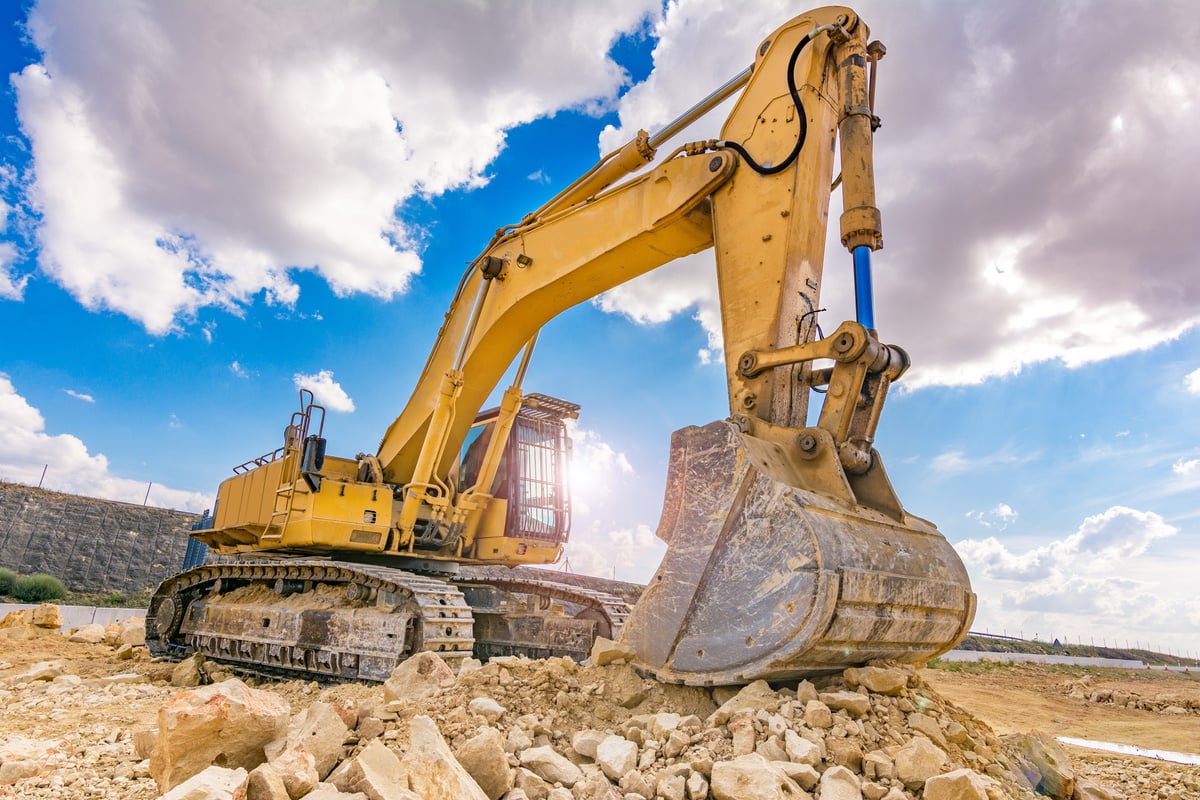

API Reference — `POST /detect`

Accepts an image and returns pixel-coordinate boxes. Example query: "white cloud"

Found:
[14,0,660,333]
[64,388,93,403]
[293,369,355,413]
[930,445,1039,476]
[0,373,209,511]
[564,523,663,583]
[229,361,248,379]
[965,502,1018,531]
[1185,367,1200,396]
[0,193,24,299]
[565,419,634,515]
[1173,458,1199,477]
[594,0,1200,386]
[956,506,1197,648]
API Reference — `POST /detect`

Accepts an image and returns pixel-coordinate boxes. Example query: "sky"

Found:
[0,0,1197,658]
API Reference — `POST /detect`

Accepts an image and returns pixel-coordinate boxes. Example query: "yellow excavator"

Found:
[147,5,975,686]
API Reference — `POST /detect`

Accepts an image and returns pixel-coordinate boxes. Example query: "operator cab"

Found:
[458,393,579,546]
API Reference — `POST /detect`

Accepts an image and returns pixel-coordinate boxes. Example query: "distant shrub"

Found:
[12,573,67,602]
[0,567,16,596]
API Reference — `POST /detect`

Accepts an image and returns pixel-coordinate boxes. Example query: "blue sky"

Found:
[0,1,1197,657]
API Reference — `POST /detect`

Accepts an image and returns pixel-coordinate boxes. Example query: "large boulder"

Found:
[157,765,248,800]
[269,701,351,779]
[383,652,456,704]
[31,603,63,629]
[398,715,488,800]
[518,745,584,788]
[894,736,948,790]
[1007,732,1076,799]
[328,738,417,800]
[454,727,512,800]
[149,678,290,792]
[924,768,991,800]
[710,753,806,800]
[67,623,106,644]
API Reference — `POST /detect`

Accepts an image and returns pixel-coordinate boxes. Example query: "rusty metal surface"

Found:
[146,559,633,683]
[620,421,975,686]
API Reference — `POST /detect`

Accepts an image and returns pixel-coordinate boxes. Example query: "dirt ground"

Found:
[2,633,1199,799]
[926,661,1200,799]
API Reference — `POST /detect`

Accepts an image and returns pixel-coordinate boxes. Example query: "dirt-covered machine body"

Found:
[148,5,975,685]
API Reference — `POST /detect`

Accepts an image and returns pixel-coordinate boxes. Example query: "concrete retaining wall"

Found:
[0,482,199,594]
[0,602,145,629]
[939,649,1145,669]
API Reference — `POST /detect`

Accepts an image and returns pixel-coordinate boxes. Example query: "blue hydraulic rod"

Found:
[852,245,876,330]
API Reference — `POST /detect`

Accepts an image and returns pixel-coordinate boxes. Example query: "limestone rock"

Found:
[455,727,512,800]
[686,771,709,800]
[843,665,908,696]
[710,753,806,800]
[158,765,248,800]
[171,653,207,688]
[272,747,320,798]
[67,623,106,643]
[399,715,488,800]
[1072,779,1123,800]
[273,701,350,780]
[518,745,584,788]
[571,729,608,760]
[328,739,415,800]
[2,659,67,683]
[658,773,686,800]
[150,678,290,791]
[590,637,637,666]
[301,785,370,800]
[0,760,41,783]
[784,730,820,767]
[819,765,863,800]
[31,603,63,629]
[895,736,948,790]
[468,697,507,723]
[820,691,871,718]
[803,700,832,729]
[773,762,819,791]
[246,763,290,800]
[708,681,780,726]
[595,735,637,780]
[908,712,948,748]
[574,772,625,800]
[117,616,147,646]
[924,768,990,800]
[1007,732,1075,800]
[514,767,551,800]
[383,652,456,704]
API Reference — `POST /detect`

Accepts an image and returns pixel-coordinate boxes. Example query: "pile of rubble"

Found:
[1060,677,1198,716]
[140,643,1118,800]
[0,604,1129,800]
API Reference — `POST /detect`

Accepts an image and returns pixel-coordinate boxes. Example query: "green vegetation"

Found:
[0,567,16,596]
[11,573,67,602]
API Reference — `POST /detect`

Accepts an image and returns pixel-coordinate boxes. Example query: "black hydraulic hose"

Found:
[720,29,820,175]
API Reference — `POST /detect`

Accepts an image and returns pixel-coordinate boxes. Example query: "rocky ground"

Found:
[0,605,1196,800]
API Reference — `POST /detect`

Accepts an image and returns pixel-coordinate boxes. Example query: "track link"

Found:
[146,560,474,682]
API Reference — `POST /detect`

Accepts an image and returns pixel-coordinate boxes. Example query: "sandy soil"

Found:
[924,662,1200,752]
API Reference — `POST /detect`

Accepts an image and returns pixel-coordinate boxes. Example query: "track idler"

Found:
[620,421,975,686]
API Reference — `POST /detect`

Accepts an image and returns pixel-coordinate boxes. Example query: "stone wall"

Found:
[0,482,200,594]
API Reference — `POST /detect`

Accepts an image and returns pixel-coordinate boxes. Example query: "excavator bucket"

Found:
[621,421,975,686]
